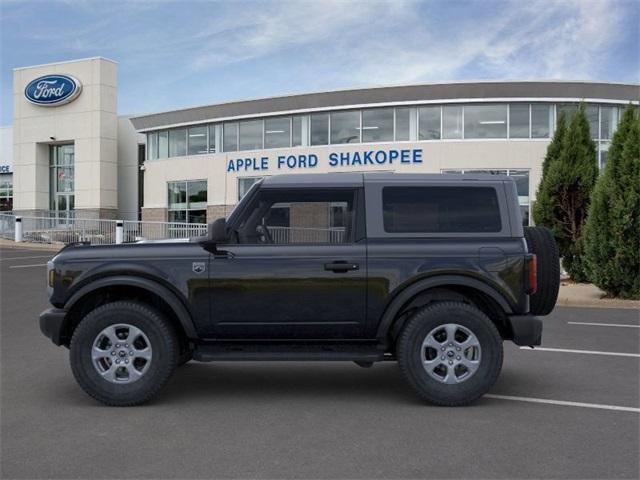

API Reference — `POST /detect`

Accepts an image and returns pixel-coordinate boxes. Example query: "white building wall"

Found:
[116,116,144,220]
[12,57,118,217]
[141,139,549,220]
[0,126,13,170]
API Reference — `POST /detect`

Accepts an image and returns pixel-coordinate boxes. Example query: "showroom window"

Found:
[531,104,552,138]
[208,124,217,153]
[158,131,169,159]
[168,180,207,223]
[419,106,441,140]
[265,117,291,149]
[238,177,263,200]
[395,107,411,141]
[239,120,263,151]
[310,113,329,145]
[509,104,529,138]
[169,128,187,157]
[383,186,502,233]
[147,132,158,160]
[223,122,239,152]
[464,104,507,139]
[330,110,360,144]
[442,106,463,139]
[362,108,394,143]
[49,144,75,219]
[292,116,303,147]
[600,106,619,140]
[0,173,13,211]
[187,126,208,156]
[442,168,530,225]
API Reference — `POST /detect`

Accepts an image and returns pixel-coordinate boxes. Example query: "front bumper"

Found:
[39,308,68,346]
[507,314,542,346]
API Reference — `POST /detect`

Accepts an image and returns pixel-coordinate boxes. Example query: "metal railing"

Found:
[123,220,207,243]
[269,226,346,244]
[0,213,15,240]
[1,213,207,245]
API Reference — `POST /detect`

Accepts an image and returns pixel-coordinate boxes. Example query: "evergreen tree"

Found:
[535,104,598,281]
[533,111,567,229]
[584,106,640,298]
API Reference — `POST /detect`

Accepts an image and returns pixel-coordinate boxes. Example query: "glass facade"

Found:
[144,102,624,169]
[167,180,207,223]
[0,173,12,211]
[362,108,394,143]
[49,144,75,219]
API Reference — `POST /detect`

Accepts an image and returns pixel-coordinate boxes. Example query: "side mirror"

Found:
[208,217,228,243]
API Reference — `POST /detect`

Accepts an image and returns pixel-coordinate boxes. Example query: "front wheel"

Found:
[397,302,503,406]
[69,301,179,406]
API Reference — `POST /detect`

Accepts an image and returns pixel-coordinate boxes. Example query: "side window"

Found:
[236,190,356,244]
[382,186,501,233]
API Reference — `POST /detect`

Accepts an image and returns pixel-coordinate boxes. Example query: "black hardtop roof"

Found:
[261,172,512,188]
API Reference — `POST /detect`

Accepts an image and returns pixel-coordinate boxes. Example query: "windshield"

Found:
[226,178,264,226]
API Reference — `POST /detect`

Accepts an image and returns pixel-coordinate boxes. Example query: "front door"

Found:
[203,187,367,339]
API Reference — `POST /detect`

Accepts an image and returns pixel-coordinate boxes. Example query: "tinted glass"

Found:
[509,104,529,138]
[600,106,618,140]
[362,108,393,142]
[238,177,262,200]
[586,105,599,139]
[239,120,263,150]
[187,180,207,209]
[264,117,291,149]
[158,131,168,159]
[442,106,463,139]
[223,122,238,152]
[208,124,217,153]
[292,116,303,146]
[147,132,158,160]
[169,128,187,157]
[168,181,187,209]
[419,106,440,140]
[310,113,329,145]
[464,104,507,139]
[188,126,207,155]
[531,104,551,138]
[395,107,411,141]
[383,186,501,233]
[330,111,360,144]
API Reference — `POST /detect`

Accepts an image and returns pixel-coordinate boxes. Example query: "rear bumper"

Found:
[39,308,68,346]
[507,314,542,346]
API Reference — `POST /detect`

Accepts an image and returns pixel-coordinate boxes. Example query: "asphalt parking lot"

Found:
[1,245,639,479]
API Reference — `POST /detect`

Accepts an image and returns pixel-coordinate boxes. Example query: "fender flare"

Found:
[375,275,513,341]
[64,275,198,338]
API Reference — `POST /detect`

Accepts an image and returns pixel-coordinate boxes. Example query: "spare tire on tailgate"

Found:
[524,226,560,315]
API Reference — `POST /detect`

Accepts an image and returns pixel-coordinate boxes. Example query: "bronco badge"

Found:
[192,262,206,274]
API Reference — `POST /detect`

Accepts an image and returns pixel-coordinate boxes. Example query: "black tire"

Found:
[524,226,560,315]
[69,301,179,406]
[397,302,503,406]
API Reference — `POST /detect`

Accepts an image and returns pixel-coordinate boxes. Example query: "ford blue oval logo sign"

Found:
[24,74,82,106]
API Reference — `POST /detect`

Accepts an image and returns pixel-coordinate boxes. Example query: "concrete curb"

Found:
[556,282,640,310]
[0,239,62,252]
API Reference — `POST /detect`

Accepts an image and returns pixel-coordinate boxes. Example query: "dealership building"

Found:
[3,57,638,225]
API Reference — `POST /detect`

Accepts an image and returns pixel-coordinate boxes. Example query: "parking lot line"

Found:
[485,394,640,413]
[520,346,640,357]
[8,263,48,269]
[568,321,640,328]
[0,255,52,262]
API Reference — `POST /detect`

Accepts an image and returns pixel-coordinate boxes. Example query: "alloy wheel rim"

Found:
[421,323,481,384]
[91,323,152,384]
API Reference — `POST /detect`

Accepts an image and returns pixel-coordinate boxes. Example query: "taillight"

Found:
[527,255,537,295]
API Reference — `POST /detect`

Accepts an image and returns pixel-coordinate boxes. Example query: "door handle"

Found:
[324,261,359,273]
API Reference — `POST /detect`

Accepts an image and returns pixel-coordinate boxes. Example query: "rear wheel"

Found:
[70,301,178,406]
[524,226,560,315]
[397,302,503,406]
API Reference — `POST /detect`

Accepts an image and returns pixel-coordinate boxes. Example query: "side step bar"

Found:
[193,342,389,362]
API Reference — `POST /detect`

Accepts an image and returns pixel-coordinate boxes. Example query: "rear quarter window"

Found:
[382,186,502,233]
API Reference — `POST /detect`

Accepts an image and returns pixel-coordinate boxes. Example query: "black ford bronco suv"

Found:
[40,173,560,406]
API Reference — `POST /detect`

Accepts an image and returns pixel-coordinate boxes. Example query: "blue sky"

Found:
[1,0,638,126]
